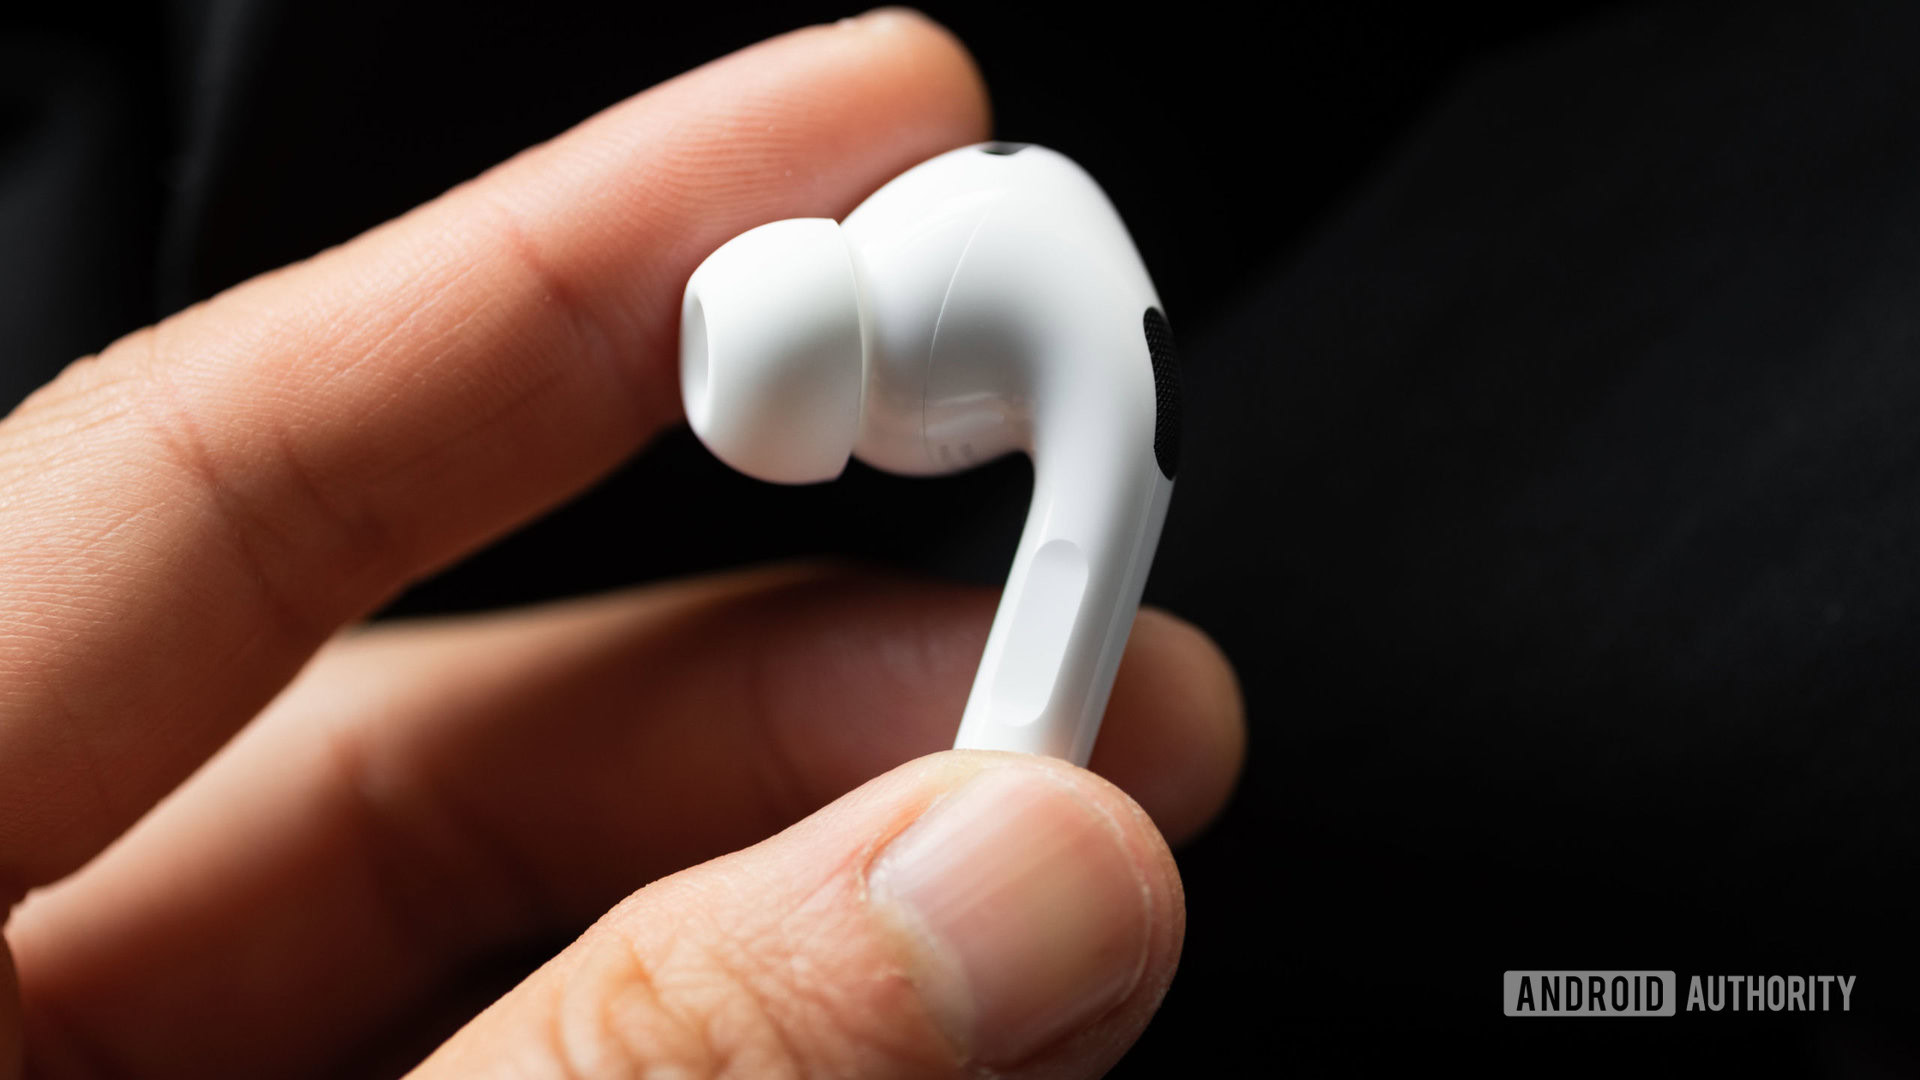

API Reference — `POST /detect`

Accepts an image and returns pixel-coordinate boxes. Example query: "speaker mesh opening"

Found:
[1143,307,1182,479]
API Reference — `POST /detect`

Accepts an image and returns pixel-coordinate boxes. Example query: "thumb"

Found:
[411,751,1184,1079]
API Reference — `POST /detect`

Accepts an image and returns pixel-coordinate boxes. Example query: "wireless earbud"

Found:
[680,143,1180,766]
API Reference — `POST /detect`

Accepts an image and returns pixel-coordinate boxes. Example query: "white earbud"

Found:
[680,142,1180,766]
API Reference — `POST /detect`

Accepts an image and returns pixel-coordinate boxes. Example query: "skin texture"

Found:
[0,11,1244,1079]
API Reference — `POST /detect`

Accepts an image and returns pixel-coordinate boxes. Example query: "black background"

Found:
[7,0,1920,1075]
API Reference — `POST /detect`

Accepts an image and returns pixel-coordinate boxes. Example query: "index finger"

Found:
[0,10,990,895]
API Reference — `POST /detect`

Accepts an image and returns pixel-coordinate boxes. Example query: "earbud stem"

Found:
[951,451,1175,766]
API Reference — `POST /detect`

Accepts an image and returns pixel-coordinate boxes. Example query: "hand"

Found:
[0,11,1245,1078]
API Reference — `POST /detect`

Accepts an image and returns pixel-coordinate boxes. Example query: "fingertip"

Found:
[837,7,994,140]
[414,750,1184,1079]
[859,752,1184,1072]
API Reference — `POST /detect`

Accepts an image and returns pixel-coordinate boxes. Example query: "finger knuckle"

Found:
[457,186,658,432]
[546,922,790,1080]
[114,321,407,639]
[547,891,943,1080]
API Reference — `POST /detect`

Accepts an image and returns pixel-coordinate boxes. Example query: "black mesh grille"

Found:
[1143,307,1181,479]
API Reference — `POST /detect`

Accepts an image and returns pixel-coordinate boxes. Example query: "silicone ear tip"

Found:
[680,218,865,485]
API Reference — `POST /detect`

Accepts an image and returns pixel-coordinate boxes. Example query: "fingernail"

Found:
[868,768,1154,1065]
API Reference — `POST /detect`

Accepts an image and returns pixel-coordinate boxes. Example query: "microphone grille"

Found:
[1143,307,1182,480]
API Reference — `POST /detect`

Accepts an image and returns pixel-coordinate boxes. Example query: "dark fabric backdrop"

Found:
[5,0,1919,1074]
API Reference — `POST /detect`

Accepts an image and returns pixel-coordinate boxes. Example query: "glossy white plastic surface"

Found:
[680,144,1174,766]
